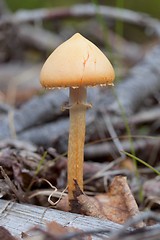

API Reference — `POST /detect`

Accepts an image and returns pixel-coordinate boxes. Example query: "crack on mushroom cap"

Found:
[83,52,90,69]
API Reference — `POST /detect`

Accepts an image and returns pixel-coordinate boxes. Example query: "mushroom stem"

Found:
[68,86,87,209]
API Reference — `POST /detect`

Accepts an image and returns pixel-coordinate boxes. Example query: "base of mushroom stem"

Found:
[68,179,84,213]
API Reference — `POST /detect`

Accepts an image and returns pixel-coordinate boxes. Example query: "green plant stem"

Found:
[115,0,124,38]
[112,87,143,201]
[26,151,47,193]
[91,0,111,53]
[45,152,67,168]
[122,151,160,176]
[35,151,47,175]
[115,0,124,83]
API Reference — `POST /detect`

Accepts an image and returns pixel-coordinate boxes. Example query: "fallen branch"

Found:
[0,87,99,141]
[1,4,160,37]
[18,25,63,52]
[106,45,160,116]
[84,138,160,160]
[0,199,122,240]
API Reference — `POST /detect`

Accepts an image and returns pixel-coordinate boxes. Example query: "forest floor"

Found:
[0,1,160,239]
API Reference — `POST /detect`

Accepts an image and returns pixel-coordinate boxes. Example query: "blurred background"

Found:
[5,0,160,17]
[0,0,160,205]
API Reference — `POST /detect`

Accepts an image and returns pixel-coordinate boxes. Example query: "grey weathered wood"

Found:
[0,199,122,239]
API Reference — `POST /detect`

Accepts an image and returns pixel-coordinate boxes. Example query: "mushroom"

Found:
[40,33,115,210]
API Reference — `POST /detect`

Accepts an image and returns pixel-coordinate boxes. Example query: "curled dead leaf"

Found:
[94,176,145,227]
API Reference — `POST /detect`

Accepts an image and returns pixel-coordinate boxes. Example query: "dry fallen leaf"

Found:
[25,221,92,240]
[76,194,108,220]
[119,157,135,171]
[57,176,145,228]
[57,179,107,220]
[94,176,145,227]
[0,226,16,240]
[56,195,69,212]
[47,221,92,240]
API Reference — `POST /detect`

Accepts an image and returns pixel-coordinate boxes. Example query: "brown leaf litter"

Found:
[24,221,92,240]
[57,176,145,228]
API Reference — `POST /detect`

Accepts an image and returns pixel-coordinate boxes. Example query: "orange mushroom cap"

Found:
[40,33,115,88]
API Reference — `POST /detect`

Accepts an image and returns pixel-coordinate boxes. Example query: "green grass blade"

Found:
[112,87,143,201]
[122,151,160,176]
[26,151,47,193]
[35,151,47,175]
[91,0,111,52]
